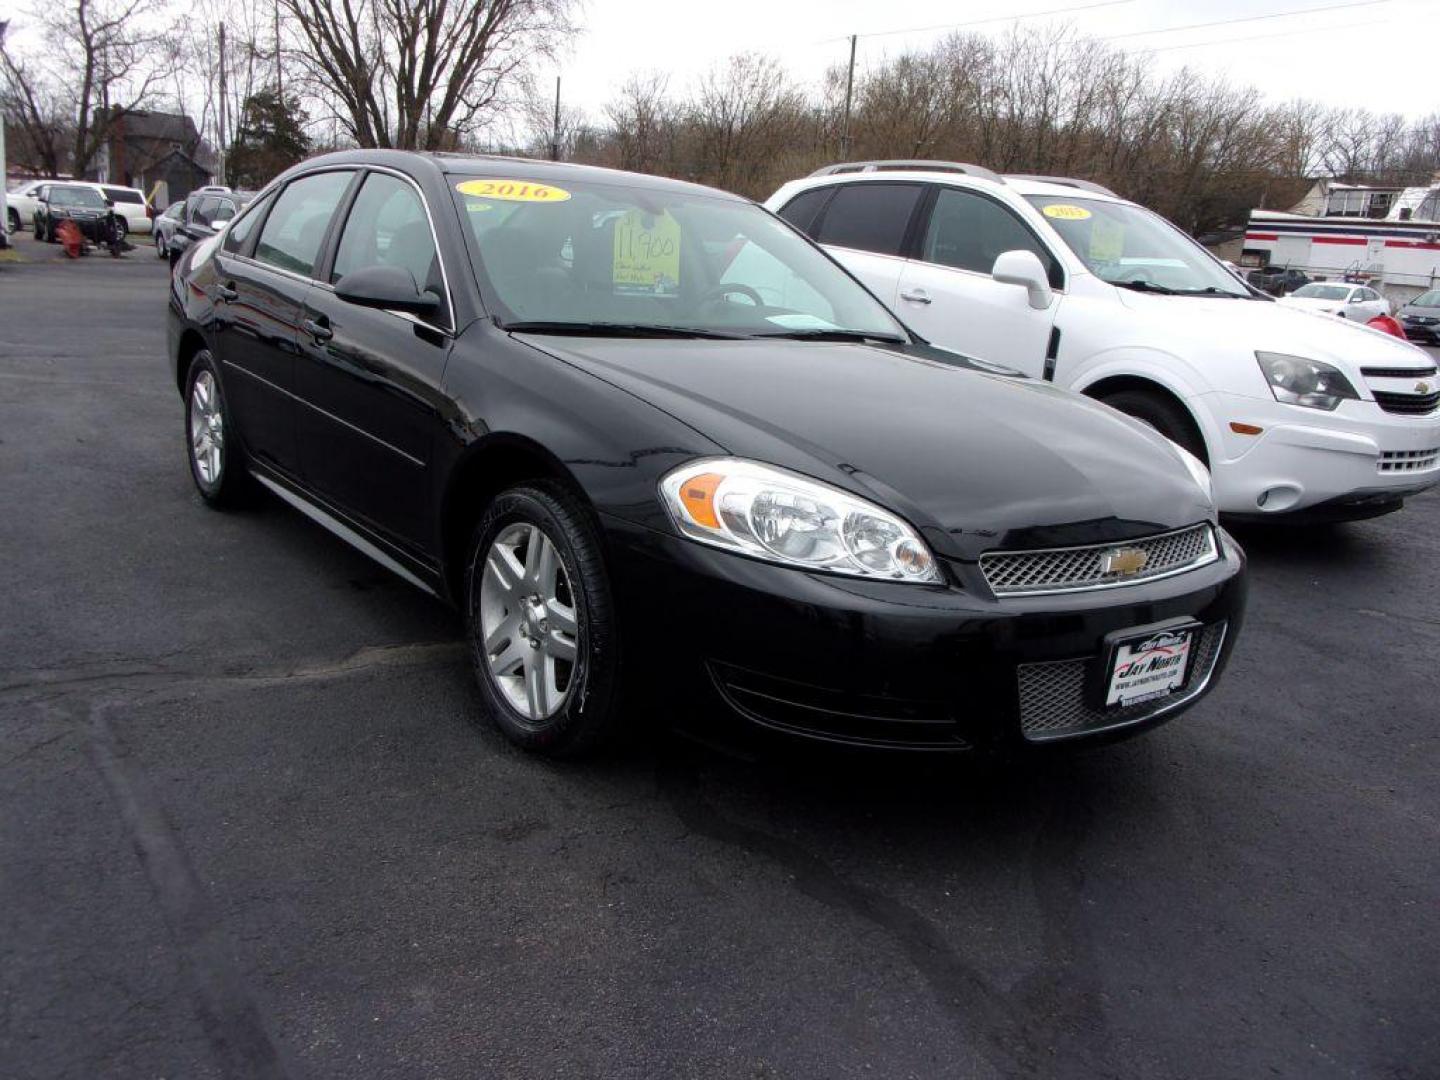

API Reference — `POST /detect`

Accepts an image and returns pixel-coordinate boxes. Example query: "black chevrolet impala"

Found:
[168,150,1245,755]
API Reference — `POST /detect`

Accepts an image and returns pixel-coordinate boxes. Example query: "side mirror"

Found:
[334,265,439,315]
[991,249,1054,310]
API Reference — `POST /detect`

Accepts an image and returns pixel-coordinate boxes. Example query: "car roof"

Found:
[288,149,746,203]
[782,165,1129,206]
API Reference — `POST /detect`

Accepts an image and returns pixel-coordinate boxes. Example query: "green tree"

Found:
[228,90,310,189]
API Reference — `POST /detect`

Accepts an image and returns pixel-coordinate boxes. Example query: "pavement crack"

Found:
[657,754,1047,1078]
[86,702,302,1080]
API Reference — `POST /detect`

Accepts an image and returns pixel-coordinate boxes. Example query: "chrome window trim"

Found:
[234,163,457,336]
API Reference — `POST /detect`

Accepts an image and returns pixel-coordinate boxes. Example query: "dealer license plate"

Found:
[1106,628,1193,707]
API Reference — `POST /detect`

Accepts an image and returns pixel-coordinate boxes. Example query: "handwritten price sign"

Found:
[612,210,681,295]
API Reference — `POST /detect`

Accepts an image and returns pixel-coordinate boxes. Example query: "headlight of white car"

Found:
[1255,351,1359,411]
[660,458,942,583]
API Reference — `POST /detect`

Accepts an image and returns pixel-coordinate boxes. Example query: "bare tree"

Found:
[1,37,67,175]
[277,0,574,149]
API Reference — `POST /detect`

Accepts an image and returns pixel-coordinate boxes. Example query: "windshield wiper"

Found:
[1112,279,1179,295]
[1173,286,1251,299]
[501,320,746,339]
[750,328,908,344]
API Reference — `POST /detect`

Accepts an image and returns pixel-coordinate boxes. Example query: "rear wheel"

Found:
[1098,388,1208,464]
[464,483,620,757]
[6,208,17,233]
[184,351,248,507]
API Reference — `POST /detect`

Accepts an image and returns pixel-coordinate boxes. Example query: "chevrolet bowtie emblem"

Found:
[1417,381,1432,394]
[1102,547,1149,576]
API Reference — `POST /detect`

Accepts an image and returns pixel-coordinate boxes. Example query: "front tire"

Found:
[464,483,620,757]
[1099,388,1208,463]
[155,232,167,258]
[184,351,247,507]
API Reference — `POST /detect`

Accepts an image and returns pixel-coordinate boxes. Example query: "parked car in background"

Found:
[1397,289,1440,344]
[168,150,1245,756]
[767,161,1440,523]
[166,188,254,267]
[32,183,112,243]
[7,179,59,234]
[153,201,185,258]
[1277,282,1390,321]
[93,184,154,238]
[1246,266,1311,296]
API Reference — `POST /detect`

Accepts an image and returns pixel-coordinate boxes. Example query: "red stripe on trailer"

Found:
[1245,233,1279,241]
[1311,236,1366,245]
[1385,239,1440,251]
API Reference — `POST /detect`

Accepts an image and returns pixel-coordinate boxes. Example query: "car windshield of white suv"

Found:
[1025,196,1252,298]
[1290,284,1350,301]
[453,177,908,341]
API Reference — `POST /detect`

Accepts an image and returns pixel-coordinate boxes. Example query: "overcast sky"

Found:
[553,0,1435,120]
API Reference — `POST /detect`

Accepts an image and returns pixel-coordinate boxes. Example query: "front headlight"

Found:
[660,458,942,583]
[1255,351,1359,411]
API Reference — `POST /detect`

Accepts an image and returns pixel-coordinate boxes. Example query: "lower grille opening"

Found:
[1379,447,1440,473]
[1016,622,1227,742]
[708,662,968,749]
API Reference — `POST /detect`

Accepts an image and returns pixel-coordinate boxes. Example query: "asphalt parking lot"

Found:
[1,235,1438,1080]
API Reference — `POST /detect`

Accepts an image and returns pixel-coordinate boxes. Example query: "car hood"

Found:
[1114,290,1430,373]
[520,335,1213,560]
[1400,305,1440,320]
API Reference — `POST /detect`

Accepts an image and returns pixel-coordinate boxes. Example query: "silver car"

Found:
[153,201,185,258]
[1398,289,1440,345]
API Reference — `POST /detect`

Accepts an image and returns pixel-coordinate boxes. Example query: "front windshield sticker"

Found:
[455,179,571,203]
[1089,218,1124,262]
[1042,203,1092,221]
[613,209,681,296]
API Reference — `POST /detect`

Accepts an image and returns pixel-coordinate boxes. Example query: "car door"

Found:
[211,170,354,477]
[893,186,1060,373]
[805,182,925,307]
[1356,287,1387,320]
[294,168,453,552]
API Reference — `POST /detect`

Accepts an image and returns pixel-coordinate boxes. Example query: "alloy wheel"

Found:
[478,522,580,723]
[189,370,224,485]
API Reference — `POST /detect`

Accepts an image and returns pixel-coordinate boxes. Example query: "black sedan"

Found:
[168,150,1245,756]
[32,182,109,243]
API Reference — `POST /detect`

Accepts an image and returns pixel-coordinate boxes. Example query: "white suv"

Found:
[766,162,1440,522]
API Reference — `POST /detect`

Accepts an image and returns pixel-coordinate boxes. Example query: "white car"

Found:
[765,162,1440,522]
[6,179,58,234]
[1277,282,1389,322]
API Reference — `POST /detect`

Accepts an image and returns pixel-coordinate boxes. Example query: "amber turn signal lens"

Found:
[1229,422,1263,435]
[679,472,724,529]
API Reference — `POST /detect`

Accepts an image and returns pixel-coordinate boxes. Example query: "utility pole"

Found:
[0,21,9,249]
[551,76,561,162]
[217,23,228,186]
[274,0,282,99]
[841,34,857,160]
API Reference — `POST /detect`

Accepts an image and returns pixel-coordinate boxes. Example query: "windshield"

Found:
[1292,284,1349,300]
[1407,290,1440,307]
[49,185,106,209]
[451,176,908,339]
[1025,196,1251,297]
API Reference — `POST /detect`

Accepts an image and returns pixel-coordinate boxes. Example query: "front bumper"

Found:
[1203,391,1440,517]
[603,515,1246,752]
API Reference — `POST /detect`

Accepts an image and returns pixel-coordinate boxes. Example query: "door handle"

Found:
[303,317,333,343]
[215,283,238,302]
[900,289,932,305]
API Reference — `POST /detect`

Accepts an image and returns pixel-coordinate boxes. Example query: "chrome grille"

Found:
[1379,447,1440,473]
[1017,622,1227,741]
[980,524,1217,596]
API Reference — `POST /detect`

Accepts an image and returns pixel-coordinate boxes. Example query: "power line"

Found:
[1103,0,1396,41]
[818,0,1136,45]
[1134,16,1392,53]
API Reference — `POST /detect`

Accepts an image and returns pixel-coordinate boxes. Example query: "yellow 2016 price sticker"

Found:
[455,179,571,203]
[1042,203,1091,221]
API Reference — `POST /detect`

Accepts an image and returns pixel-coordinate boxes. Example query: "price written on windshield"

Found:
[613,210,681,294]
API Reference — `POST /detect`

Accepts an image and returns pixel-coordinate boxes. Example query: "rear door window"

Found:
[776,187,833,236]
[813,183,923,257]
[254,171,353,278]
